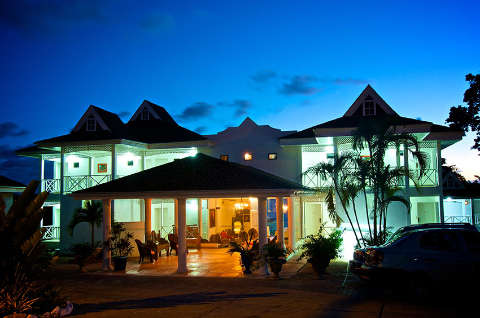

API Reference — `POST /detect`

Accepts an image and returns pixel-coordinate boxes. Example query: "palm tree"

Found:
[351,118,426,245]
[68,200,103,247]
[305,153,363,247]
[304,118,427,247]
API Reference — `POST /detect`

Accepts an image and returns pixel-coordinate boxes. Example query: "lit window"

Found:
[86,116,96,131]
[127,160,134,166]
[244,152,252,161]
[73,162,80,168]
[220,155,229,161]
[268,153,277,160]
[363,101,375,116]
[141,109,150,120]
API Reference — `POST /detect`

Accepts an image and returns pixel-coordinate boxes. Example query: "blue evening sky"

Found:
[0,0,479,183]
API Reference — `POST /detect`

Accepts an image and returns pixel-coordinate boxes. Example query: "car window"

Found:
[461,231,480,254]
[419,231,458,252]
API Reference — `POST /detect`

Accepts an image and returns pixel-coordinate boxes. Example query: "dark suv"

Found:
[349,223,480,285]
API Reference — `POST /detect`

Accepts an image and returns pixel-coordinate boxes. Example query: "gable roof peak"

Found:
[343,84,398,117]
[239,117,257,128]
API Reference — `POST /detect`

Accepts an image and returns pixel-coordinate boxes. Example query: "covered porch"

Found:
[72,153,308,274]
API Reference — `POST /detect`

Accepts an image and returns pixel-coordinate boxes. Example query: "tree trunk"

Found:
[351,197,364,247]
[91,223,95,248]
[363,188,372,242]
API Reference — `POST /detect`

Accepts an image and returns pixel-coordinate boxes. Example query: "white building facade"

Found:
[17,86,466,258]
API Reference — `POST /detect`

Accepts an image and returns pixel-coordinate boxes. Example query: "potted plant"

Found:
[263,241,288,278]
[104,222,134,271]
[298,226,343,276]
[227,231,259,274]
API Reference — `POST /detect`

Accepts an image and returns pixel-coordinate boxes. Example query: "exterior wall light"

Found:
[268,153,277,160]
[244,152,252,161]
[220,155,229,161]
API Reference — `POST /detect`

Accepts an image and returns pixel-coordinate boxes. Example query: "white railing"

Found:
[42,179,60,193]
[302,171,332,189]
[444,216,480,225]
[42,226,60,241]
[63,175,112,193]
[410,168,438,187]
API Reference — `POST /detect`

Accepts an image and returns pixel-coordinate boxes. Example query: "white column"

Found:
[40,155,45,191]
[287,197,295,249]
[403,143,411,225]
[275,197,284,247]
[258,196,268,275]
[177,198,187,273]
[102,199,112,271]
[437,141,445,223]
[111,144,117,180]
[197,198,202,238]
[140,152,145,171]
[144,198,152,241]
[174,199,179,234]
[59,149,65,194]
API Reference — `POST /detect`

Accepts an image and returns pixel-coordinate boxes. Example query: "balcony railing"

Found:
[302,171,332,189]
[42,226,60,241]
[410,168,438,187]
[302,168,439,189]
[444,216,480,225]
[42,178,60,193]
[64,175,112,193]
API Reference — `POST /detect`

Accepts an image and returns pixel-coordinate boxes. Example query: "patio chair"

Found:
[157,237,170,256]
[135,239,156,264]
[168,233,178,256]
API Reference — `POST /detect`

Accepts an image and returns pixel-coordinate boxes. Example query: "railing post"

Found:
[437,141,445,223]
[60,148,65,194]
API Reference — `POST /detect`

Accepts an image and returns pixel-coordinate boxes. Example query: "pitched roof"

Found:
[126,100,205,143]
[72,153,307,197]
[0,176,26,188]
[36,102,205,146]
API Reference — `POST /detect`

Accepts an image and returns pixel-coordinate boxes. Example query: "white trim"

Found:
[72,106,111,132]
[71,188,310,200]
[344,85,398,117]
[129,102,160,122]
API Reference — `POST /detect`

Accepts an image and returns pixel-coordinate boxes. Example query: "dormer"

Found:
[344,85,398,117]
[128,100,177,125]
[72,105,122,133]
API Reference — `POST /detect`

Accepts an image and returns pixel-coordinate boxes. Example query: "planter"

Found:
[112,256,128,271]
[308,257,330,276]
[241,254,252,274]
[268,259,286,278]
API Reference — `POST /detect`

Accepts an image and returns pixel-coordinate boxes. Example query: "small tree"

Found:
[0,181,62,316]
[68,200,103,248]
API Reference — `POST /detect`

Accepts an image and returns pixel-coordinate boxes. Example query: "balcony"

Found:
[302,168,439,189]
[64,175,112,193]
[41,175,112,194]
[41,226,60,241]
[444,216,480,225]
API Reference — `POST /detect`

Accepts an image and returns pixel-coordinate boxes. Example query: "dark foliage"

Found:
[446,73,480,151]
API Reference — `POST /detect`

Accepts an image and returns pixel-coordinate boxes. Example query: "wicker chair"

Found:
[167,233,178,256]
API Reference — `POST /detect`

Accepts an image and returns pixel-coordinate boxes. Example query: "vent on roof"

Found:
[140,109,150,120]
[86,115,96,131]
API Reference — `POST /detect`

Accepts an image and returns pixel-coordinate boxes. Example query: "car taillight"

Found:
[365,248,384,266]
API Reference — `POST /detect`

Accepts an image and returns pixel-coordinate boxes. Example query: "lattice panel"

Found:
[63,144,112,153]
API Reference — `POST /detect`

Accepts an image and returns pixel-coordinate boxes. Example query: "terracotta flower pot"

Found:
[268,259,286,278]
[241,254,252,274]
[308,257,330,276]
[112,256,128,271]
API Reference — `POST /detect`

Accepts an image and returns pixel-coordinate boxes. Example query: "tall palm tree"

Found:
[304,118,427,247]
[305,153,362,247]
[68,200,103,247]
[352,118,426,244]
